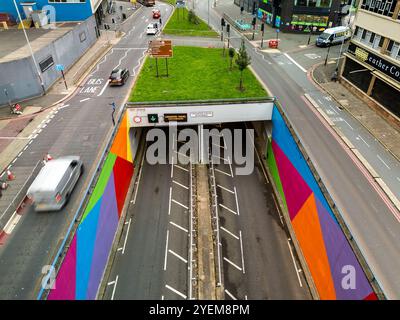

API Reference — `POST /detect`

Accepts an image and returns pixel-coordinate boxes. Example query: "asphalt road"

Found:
[103,128,192,300]
[193,0,400,298]
[0,2,173,299]
[207,123,311,300]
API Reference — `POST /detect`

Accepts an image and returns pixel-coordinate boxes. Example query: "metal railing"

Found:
[188,162,197,299]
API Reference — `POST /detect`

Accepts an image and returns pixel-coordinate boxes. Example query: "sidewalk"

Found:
[312,62,400,161]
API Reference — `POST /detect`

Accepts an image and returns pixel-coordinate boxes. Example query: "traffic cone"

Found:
[7,170,15,181]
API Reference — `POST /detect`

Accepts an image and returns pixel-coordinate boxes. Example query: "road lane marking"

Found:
[220,226,239,240]
[168,187,172,215]
[173,180,189,190]
[212,154,229,162]
[217,184,234,194]
[79,98,90,103]
[171,157,174,178]
[214,168,231,177]
[287,239,303,287]
[219,203,237,215]
[133,151,145,205]
[121,218,132,255]
[165,284,187,299]
[212,142,226,150]
[239,230,245,274]
[163,230,169,270]
[224,289,237,300]
[223,257,242,271]
[169,249,188,264]
[172,199,189,210]
[110,275,119,300]
[234,187,240,216]
[169,221,188,233]
[283,53,307,73]
[343,119,354,130]
[58,104,70,110]
[3,212,22,234]
[377,155,391,170]
[357,135,370,148]
[97,80,109,97]
[174,164,188,172]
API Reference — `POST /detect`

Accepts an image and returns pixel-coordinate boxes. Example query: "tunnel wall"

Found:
[266,105,376,300]
[47,112,134,300]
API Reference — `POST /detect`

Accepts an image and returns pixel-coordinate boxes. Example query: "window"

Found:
[354,26,359,36]
[294,0,332,7]
[387,40,394,53]
[361,0,397,18]
[361,29,367,40]
[369,32,375,44]
[378,36,385,47]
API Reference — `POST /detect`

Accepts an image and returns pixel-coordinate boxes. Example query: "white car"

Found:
[146,23,158,35]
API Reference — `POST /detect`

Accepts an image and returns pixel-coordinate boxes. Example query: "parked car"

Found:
[109,68,130,86]
[146,23,158,35]
[27,156,83,212]
[316,26,351,47]
[152,9,161,19]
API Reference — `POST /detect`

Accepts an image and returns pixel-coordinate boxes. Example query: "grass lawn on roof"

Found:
[129,46,268,102]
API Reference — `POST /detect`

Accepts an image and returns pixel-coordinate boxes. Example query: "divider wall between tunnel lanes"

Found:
[266,104,379,300]
[45,112,137,300]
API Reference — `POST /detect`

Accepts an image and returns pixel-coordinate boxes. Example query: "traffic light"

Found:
[148,114,159,124]
[240,6,244,14]
[226,24,230,33]
[252,2,256,15]
[252,17,256,26]
[261,23,264,32]
[221,18,225,27]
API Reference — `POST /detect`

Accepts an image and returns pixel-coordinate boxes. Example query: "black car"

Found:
[109,68,130,86]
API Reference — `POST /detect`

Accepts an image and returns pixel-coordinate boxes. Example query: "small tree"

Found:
[188,10,200,25]
[228,48,235,70]
[235,40,251,91]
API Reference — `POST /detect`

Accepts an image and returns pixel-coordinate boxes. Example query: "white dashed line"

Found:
[169,221,188,233]
[172,199,189,210]
[164,230,169,271]
[214,168,232,177]
[217,184,234,194]
[283,53,307,73]
[80,98,90,103]
[172,180,189,190]
[169,249,188,264]
[220,226,239,240]
[223,257,242,271]
[165,284,187,299]
[377,155,391,170]
[219,203,237,215]
[225,289,238,300]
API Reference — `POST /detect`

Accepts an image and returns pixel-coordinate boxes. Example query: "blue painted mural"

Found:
[0,0,93,22]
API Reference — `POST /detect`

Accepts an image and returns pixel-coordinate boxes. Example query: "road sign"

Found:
[148,114,159,123]
[55,64,64,72]
[164,113,187,122]
[148,40,173,58]
[133,116,142,124]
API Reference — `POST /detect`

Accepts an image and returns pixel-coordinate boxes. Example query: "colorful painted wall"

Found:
[267,106,377,300]
[47,112,134,300]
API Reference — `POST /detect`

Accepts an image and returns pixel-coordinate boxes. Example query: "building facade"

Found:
[256,0,350,32]
[0,0,108,22]
[341,0,400,119]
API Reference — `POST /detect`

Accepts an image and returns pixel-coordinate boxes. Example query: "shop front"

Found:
[342,42,400,119]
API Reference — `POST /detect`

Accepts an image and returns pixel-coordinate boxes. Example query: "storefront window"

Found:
[294,0,332,7]
[291,14,328,27]
[371,78,400,118]
[342,58,372,93]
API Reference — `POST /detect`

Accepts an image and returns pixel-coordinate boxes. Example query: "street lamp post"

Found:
[207,0,210,26]
[12,0,45,95]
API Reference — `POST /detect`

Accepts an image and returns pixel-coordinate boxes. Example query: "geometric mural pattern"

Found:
[267,106,377,300]
[48,112,134,300]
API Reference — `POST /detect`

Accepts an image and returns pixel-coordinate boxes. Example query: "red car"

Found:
[152,9,161,19]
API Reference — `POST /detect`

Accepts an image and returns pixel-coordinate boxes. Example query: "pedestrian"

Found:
[159,18,162,26]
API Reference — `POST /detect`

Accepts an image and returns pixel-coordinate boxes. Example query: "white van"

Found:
[316,26,351,47]
[27,156,83,212]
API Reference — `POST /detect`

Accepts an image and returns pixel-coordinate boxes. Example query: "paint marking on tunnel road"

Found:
[165,284,187,299]
[173,180,189,190]
[223,257,242,271]
[3,212,22,235]
[212,154,229,163]
[174,164,189,172]
[121,218,132,255]
[133,152,145,205]
[23,145,29,152]
[17,152,23,157]
[58,104,70,110]
[377,154,391,170]
[97,80,109,97]
[283,53,307,73]
[169,249,188,264]
[172,199,189,210]
[169,221,188,233]
[234,187,240,216]
[80,98,90,103]
[214,168,232,177]
[343,119,354,130]
[220,226,239,240]
[164,230,170,270]
[110,275,119,300]
[287,239,303,287]
[168,187,172,216]
[212,142,226,150]
[239,231,245,274]
[174,151,190,159]
[219,204,237,215]
[357,135,370,148]
[217,184,234,194]
[224,289,238,300]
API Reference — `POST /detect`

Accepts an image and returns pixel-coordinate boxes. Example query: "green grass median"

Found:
[163,7,218,37]
[129,46,268,102]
